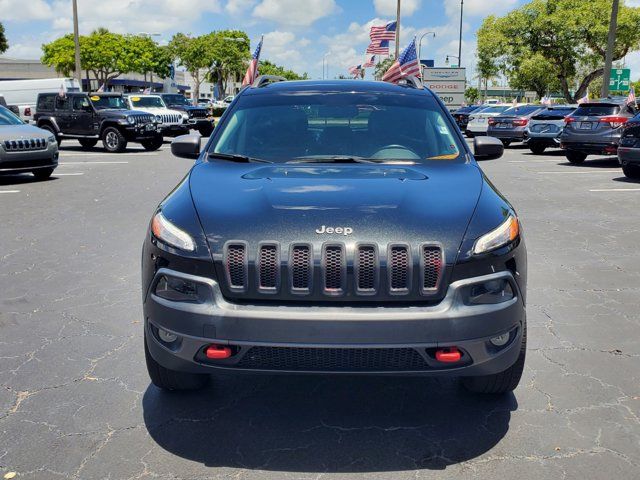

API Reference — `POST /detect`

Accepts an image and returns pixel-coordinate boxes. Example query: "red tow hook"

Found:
[435,347,462,363]
[205,344,232,360]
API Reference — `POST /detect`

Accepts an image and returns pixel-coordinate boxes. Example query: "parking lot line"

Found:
[59,161,129,165]
[0,190,20,194]
[536,170,621,174]
[60,152,158,157]
[54,172,84,176]
[589,188,640,192]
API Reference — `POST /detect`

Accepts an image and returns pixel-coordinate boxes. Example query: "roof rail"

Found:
[252,75,287,88]
[397,76,424,90]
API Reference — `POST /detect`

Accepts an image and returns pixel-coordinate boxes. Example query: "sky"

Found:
[1,0,640,83]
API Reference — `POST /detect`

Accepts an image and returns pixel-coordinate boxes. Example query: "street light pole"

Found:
[322,53,329,80]
[602,0,620,98]
[417,32,436,79]
[458,0,464,67]
[395,0,401,59]
[72,0,82,91]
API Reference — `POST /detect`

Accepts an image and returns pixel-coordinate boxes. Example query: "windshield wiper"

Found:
[287,156,380,164]
[208,152,272,164]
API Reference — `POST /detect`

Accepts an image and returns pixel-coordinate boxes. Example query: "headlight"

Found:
[127,116,135,125]
[151,211,195,252]
[155,115,163,124]
[181,113,189,121]
[47,135,56,143]
[473,215,519,255]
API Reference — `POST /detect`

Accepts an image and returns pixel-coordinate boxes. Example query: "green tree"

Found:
[168,33,212,103]
[0,22,8,54]
[476,0,640,102]
[258,60,308,80]
[374,57,394,80]
[125,35,172,83]
[508,53,561,98]
[465,86,480,104]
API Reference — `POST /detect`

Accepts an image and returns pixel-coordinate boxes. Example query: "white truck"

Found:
[0,78,81,123]
[123,94,190,137]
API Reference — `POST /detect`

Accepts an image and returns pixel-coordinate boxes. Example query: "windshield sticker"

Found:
[131,97,141,101]
[90,96,100,101]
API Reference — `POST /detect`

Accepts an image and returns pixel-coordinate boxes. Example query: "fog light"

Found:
[466,279,514,305]
[155,275,199,302]
[490,333,510,347]
[158,328,178,343]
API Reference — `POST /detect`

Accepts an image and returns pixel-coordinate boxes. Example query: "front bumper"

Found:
[0,145,59,173]
[123,125,160,141]
[160,124,190,136]
[144,269,526,376]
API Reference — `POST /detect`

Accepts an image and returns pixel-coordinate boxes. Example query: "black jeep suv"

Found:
[34,92,163,152]
[142,77,527,395]
[158,93,214,137]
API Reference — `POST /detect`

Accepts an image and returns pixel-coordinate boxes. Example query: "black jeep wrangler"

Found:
[157,93,214,137]
[34,92,163,152]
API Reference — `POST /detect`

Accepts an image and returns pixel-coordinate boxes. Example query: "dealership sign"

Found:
[423,68,466,109]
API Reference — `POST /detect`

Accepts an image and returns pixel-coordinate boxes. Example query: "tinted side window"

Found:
[55,96,71,111]
[37,95,55,111]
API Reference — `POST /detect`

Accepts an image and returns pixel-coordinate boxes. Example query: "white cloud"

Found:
[4,42,45,59]
[444,0,517,18]
[373,0,421,17]
[225,0,256,15]
[253,0,337,26]
[0,0,52,21]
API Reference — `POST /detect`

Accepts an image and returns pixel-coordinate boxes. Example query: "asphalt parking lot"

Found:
[1,139,639,479]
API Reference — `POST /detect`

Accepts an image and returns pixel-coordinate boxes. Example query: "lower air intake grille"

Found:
[323,245,344,293]
[290,245,312,292]
[422,245,443,292]
[389,245,410,293]
[258,245,278,290]
[236,346,430,371]
[226,244,246,290]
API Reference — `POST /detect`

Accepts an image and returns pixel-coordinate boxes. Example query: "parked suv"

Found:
[559,99,636,164]
[124,94,189,137]
[34,92,163,153]
[617,113,640,179]
[142,77,527,395]
[157,94,214,137]
[487,105,545,147]
[0,105,59,180]
[524,105,577,154]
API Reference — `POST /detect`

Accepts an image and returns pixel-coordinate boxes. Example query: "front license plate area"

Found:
[145,124,155,131]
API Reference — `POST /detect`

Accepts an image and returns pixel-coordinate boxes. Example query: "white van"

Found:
[0,78,81,122]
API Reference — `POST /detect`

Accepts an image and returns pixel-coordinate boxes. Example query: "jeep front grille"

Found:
[189,109,207,119]
[160,113,182,124]
[222,242,444,298]
[3,138,47,152]
[132,114,154,125]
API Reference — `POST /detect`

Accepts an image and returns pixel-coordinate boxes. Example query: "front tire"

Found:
[566,151,587,164]
[141,135,164,151]
[622,164,640,179]
[462,325,526,395]
[79,139,98,149]
[102,126,127,153]
[144,337,209,391]
[529,144,546,155]
[40,124,62,145]
[32,167,55,180]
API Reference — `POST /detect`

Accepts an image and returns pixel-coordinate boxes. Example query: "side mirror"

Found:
[473,136,504,161]
[171,134,201,159]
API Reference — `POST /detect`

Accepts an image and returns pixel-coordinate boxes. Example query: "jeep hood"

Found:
[189,161,483,262]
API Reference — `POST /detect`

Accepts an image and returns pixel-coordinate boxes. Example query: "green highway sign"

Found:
[609,68,631,92]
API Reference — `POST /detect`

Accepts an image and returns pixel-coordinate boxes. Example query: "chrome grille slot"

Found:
[388,245,411,294]
[290,245,312,294]
[323,245,345,295]
[257,244,279,292]
[421,245,443,293]
[225,243,247,291]
[355,245,378,294]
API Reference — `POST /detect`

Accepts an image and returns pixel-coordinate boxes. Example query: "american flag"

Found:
[349,65,363,77]
[366,40,389,55]
[627,85,636,105]
[363,55,376,68]
[370,21,396,42]
[382,38,420,84]
[576,92,589,104]
[96,83,105,92]
[242,37,263,87]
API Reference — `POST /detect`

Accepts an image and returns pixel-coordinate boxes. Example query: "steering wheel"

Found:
[371,144,420,160]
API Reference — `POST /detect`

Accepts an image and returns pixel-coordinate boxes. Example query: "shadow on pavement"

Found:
[613,176,640,184]
[0,173,58,186]
[143,374,516,472]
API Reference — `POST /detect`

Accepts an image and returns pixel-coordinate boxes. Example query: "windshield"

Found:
[500,105,543,116]
[0,106,23,126]
[162,94,190,106]
[90,95,127,110]
[129,96,165,108]
[209,92,463,163]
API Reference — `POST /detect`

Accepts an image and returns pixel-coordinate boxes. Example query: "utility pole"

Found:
[72,0,82,91]
[602,0,620,98]
[395,0,401,59]
[458,0,464,67]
